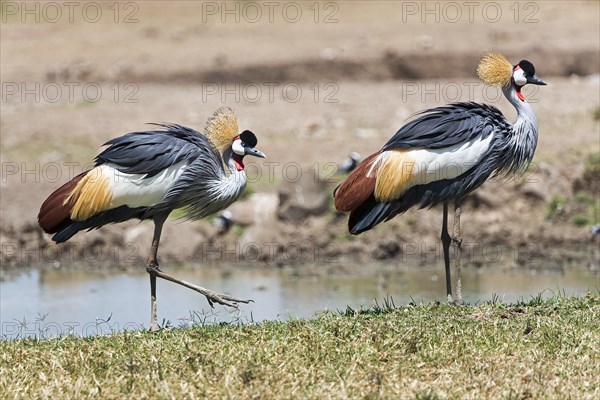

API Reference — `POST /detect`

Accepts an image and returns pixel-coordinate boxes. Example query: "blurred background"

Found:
[1,1,598,337]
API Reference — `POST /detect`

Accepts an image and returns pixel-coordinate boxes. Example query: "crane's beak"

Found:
[527,75,546,85]
[245,147,266,158]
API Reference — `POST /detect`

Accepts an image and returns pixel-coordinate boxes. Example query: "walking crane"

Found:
[38,107,266,330]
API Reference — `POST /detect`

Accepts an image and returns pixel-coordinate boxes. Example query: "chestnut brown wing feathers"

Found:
[333,152,379,212]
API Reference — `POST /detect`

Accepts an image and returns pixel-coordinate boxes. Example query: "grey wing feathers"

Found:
[382,102,508,150]
[95,124,218,178]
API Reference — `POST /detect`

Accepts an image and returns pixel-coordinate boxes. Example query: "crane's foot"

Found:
[149,321,160,333]
[151,268,253,309]
[196,286,253,309]
[453,295,464,306]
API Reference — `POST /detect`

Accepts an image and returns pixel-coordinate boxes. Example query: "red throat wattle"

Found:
[233,154,245,171]
[514,65,525,102]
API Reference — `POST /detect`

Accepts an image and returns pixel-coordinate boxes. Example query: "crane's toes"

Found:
[447,296,464,306]
[218,293,253,304]
[203,291,252,309]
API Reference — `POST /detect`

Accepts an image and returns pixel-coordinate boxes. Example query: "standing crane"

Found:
[38,107,266,331]
[334,52,546,304]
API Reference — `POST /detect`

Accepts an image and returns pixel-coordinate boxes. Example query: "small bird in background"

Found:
[213,210,234,235]
[38,107,266,331]
[337,152,362,174]
[334,52,546,304]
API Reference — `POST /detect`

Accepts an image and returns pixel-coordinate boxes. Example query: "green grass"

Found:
[546,195,567,221]
[1,294,598,399]
[571,194,600,227]
[586,152,600,171]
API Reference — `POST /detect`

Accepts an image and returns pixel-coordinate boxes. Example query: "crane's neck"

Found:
[220,148,247,198]
[503,84,538,134]
[502,84,539,171]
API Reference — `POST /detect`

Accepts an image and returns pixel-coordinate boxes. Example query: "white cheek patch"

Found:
[232,140,245,156]
[513,68,527,86]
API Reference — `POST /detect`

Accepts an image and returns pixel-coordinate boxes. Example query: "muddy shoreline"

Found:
[2,167,599,272]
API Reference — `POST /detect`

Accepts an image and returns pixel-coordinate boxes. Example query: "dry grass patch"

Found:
[1,294,598,399]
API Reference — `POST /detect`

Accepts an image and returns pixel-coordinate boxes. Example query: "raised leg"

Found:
[150,269,252,307]
[441,202,453,302]
[145,214,252,332]
[452,198,463,305]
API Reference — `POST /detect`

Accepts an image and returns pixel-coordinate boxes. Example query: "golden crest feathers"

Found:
[204,107,240,151]
[476,51,512,87]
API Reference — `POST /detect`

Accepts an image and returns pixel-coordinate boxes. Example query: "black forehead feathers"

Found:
[516,60,536,76]
[239,130,257,147]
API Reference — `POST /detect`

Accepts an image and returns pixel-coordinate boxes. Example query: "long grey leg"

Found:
[452,198,463,305]
[441,202,453,302]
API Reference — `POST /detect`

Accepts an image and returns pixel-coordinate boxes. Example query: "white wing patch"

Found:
[408,135,493,186]
[370,135,493,201]
[107,160,188,208]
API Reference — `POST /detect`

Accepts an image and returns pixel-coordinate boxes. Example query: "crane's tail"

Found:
[38,172,87,236]
[348,195,402,234]
[334,151,402,234]
[38,171,146,243]
[51,205,147,243]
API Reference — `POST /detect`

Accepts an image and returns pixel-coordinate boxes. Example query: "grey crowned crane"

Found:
[38,107,266,331]
[334,52,546,304]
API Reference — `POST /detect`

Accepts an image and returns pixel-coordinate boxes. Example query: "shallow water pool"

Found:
[1,263,597,339]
